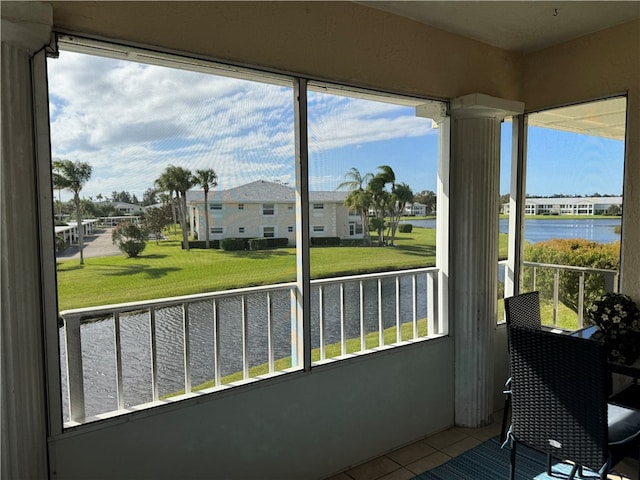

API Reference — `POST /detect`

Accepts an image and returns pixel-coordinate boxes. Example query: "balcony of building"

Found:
[2,2,639,480]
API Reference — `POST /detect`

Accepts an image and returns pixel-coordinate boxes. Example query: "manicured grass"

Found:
[57,227,509,310]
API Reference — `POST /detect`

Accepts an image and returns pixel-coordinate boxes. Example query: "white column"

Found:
[449,94,523,427]
[1,3,53,478]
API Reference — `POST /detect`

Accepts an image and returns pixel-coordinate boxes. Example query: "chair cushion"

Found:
[608,403,640,445]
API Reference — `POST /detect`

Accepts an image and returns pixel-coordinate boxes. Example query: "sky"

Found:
[47,50,625,202]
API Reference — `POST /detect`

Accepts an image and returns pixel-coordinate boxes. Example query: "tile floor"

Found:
[325,415,637,480]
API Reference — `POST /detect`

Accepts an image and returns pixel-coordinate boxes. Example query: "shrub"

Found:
[187,240,220,249]
[248,237,289,250]
[398,223,413,233]
[111,222,147,258]
[221,238,248,251]
[522,238,620,315]
[311,237,340,246]
[55,234,67,252]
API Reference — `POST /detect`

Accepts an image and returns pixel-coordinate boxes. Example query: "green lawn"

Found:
[57,227,508,310]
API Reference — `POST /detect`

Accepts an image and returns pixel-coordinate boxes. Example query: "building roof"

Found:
[186,180,347,204]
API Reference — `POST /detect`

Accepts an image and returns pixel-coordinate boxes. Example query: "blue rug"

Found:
[414,436,603,479]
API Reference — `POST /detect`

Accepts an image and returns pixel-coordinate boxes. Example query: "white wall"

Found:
[50,339,454,480]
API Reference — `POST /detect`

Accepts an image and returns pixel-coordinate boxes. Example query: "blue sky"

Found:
[47,51,624,202]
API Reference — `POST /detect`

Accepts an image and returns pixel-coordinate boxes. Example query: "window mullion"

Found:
[294,78,311,371]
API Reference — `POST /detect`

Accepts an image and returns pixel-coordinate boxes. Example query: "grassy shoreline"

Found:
[57,227,509,310]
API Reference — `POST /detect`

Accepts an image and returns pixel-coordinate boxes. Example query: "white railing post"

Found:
[395,277,401,343]
[319,286,325,360]
[113,312,124,410]
[149,307,159,402]
[359,281,365,351]
[578,273,585,328]
[553,269,560,326]
[412,274,418,339]
[64,313,86,423]
[377,278,384,346]
[340,283,346,355]
[427,270,437,335]
[182,303,191,393]
[213,298,221,386]
[241,295,249,379]
[267,292,274,373]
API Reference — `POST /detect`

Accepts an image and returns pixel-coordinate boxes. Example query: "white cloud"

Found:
[48,50,438,200]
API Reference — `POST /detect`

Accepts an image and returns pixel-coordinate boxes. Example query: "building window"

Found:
[238,204,244,210]
[209,204,222,210]
[313,225,325,233]
[239,227,245,233]
[287,205,293,210]
[263,226,275,238]
[313,203,324,210]
[263,203,274,215]
[288,226,293,233]
[210,227,223,234]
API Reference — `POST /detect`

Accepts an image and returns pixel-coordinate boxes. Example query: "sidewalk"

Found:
[56,227,122,259]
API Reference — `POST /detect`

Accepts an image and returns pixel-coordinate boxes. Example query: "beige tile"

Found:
[324,473,354,480]
[440,436,482,457]
[345,456,401,480]
[422,428,469,450]
[405,451,452,475]
[386,441,437,466]
[376,468,415,480]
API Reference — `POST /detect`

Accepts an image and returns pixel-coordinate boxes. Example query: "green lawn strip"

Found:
[58,227,508,311]
[180,318,429,394]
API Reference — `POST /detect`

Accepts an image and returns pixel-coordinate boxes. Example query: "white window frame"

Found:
[262,203,275,216]
[262,226,276,238]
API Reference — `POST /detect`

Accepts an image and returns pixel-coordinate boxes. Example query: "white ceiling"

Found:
[359,1,640,52]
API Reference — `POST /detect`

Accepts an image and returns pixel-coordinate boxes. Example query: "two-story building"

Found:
[187,180,362,244]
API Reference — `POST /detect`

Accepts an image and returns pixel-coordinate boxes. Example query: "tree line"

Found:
[52,159,218,262]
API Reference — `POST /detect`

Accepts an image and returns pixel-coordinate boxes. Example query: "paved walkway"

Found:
[56,227,122,259]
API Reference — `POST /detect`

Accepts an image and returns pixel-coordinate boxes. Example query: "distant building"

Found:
[502,196,622,215]
[404,202,428,216]
[186,180,363,244]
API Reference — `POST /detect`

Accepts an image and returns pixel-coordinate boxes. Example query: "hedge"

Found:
[311,237,340,246]
[398,224,413,233]
[221,238,248,251]
[248,237,289,250]
[187,240,221,249]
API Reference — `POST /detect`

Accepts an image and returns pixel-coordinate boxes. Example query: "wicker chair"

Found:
[508,325,640,480]
[499,291,542,442]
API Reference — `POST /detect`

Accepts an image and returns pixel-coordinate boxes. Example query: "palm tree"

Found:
[364,166,395,246]
[157,165,193,250]
[190,169,218,249]
[154,170,178,232]
[52,159,92,265]
[387,182,413,246]
[337,168,374,246]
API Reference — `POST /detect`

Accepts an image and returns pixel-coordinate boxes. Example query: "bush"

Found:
[310,237,340,246]
[187,240,220,249]
[522,238,620,315]
[111,222,147,258]
[398,223,413,233]
[221,238,248,251]
[248,237,289,250]
[55,234,67,252]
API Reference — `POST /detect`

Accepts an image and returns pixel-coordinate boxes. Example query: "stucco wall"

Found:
[50,1,522,102]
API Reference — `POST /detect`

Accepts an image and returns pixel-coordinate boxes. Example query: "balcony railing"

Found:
[499,260,619,330]
[59,267,440,426]
[522,261,619,329]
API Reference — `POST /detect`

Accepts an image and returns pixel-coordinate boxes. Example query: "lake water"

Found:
[404,218,621,244]
[61,217,620,422]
